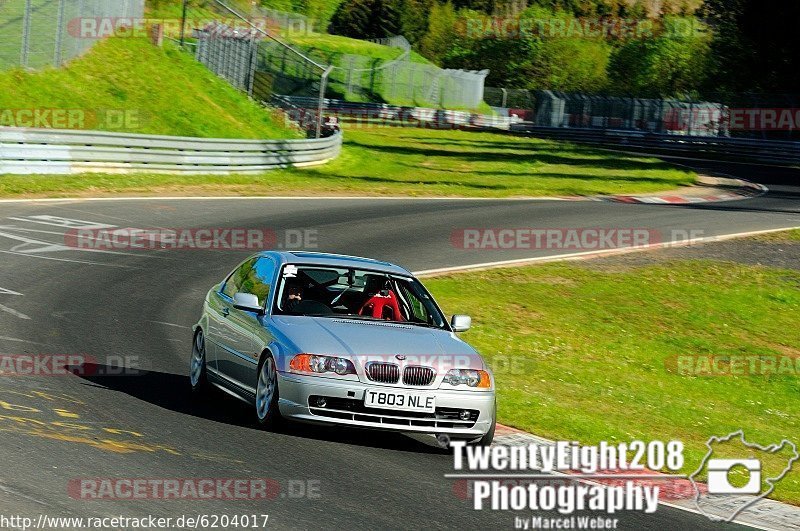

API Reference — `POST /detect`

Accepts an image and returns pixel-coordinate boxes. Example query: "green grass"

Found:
[0,126,696,198]
[146,0,224,19]
[426,260,800,504]
[0,37,299,139]
[260,0,344,30]
[286,32,431,64]
[755,229,800,242]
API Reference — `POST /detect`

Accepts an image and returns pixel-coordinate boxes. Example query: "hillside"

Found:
[285,33,432,65]
[0,37,300,139]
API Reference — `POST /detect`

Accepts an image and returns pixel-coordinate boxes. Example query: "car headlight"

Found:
[290,354,356,376]
[442,368,491,388]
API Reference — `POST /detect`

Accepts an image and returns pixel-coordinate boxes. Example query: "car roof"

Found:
[261,251,413,277]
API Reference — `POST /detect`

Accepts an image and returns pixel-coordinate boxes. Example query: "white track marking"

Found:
[0,287,22,296]
[414,226,800,277]
[7,215,116,229]
[0,225,161,257]
[0,229,72,254]
[0,249,134,268]
[0,228,137,256]
[149,320,190,329]
[43,206,173,230]
[0,304,30,320]
[0,335,53,346]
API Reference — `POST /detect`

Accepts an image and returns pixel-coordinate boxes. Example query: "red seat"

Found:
[358,290,405,321]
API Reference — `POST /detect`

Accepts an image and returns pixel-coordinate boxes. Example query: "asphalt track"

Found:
[0,159,798,530]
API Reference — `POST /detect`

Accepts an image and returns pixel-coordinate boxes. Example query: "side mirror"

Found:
[450,314,471,332]
[233,293,263,314]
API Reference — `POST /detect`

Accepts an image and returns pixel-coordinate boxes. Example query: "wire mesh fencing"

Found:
[186,0,488,110]
[197,32,489,109]
[484,87,536,115]
[486,87,800,139]
[0,0,144,70]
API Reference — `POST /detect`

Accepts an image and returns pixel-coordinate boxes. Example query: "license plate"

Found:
[364,389,435,413]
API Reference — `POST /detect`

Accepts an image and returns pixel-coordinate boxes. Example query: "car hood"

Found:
[271,316,484,370]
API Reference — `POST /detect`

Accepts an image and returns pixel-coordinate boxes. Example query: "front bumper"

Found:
[278,372,495,438]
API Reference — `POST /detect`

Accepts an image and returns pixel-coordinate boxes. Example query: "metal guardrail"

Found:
[0,127,342,174]
[508,125,800,165]
[273,95,522,130]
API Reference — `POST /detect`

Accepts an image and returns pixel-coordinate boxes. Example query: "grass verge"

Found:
[427,259,800,504]
[0,37,299,139]
[0,126,696,198]
[754,229,800,242]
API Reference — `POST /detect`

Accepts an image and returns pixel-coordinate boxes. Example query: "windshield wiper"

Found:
[404,322,443,329]
[316,314,375,320]
[319,314,443,329]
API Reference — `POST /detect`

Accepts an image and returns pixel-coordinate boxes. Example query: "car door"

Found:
[208,257,257,383]
[216,256,277,393]
[205,258,255,374]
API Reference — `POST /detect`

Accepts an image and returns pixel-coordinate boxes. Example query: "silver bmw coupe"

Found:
[191,251,495,446]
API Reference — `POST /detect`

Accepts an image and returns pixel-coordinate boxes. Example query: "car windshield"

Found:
[273,264,448,329]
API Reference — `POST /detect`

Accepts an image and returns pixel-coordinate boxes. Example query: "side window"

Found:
[398,283,432,324]
[221,257,258,300]
[240,258,276,307]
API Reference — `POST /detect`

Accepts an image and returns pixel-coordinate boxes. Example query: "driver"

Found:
[285,286,303,312]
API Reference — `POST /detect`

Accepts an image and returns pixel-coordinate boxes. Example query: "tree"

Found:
[328,0,402,38]
[419,2,458,63]
[701,0,800,95]
[398,0,435,44]
[608,16,710,97]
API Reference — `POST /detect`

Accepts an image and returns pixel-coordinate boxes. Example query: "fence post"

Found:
[345,56,353,95]
[316,65,334,139]
[20,0,32,67]
[179,0,189,48]
[501,88,508,108]
[53,0,67,66]
[389,64,397,100]
[247,36,258,97]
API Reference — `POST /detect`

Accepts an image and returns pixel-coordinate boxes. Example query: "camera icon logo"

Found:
[689,430,799,522]
[706,458,761,495]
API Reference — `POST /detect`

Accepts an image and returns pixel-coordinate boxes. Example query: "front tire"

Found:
[471,400,496,446]
[190,329,208,394]
[473,417,496,446]
[255,354,282,429]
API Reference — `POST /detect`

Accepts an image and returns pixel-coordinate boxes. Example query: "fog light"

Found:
[315,397,327,408]
[459,410,471,421]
